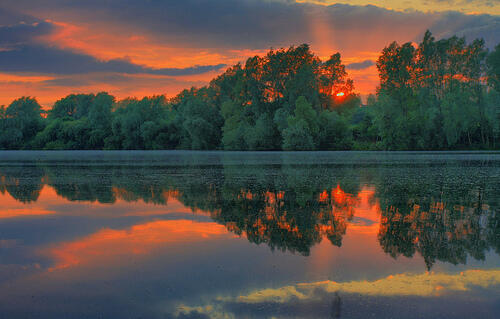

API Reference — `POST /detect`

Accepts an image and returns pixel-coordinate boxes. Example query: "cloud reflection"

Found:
[174,269,500,318]
[44,220,231,270]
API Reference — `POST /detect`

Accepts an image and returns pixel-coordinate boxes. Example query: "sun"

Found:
[336,92,345,97]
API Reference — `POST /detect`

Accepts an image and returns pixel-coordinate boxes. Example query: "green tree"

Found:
[488,44,500,92]
[282,96,318,150]
[173,88,223,150]
[0,97,44,149]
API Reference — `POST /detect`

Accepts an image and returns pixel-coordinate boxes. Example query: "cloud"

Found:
[3,1,498,51]
[0,7,41,25]
[3,0,309,49]
[0,44,225,75]
[0,21,54,46]
[3,2,500,54]
[421,0,499,6]
[296,1,500,15]
[0,8,55,47]
[427,11,500,48]
[0,8,227,77]
[346,59,375,70]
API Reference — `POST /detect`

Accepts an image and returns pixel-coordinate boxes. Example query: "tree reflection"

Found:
[374,162,500,269]
[0,165,44,203]
[0,153,499,268]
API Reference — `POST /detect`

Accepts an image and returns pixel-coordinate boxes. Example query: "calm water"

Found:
[0,151,499,318]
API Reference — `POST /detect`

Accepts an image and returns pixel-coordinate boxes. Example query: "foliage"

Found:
[0,97,44,149]
[375,30,498,149]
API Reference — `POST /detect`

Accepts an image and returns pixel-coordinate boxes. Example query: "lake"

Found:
[0,151,499,318]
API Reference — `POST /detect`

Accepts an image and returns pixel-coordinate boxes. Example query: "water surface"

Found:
[0,151,499,318]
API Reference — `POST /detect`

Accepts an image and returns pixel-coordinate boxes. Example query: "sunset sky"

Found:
[1,0,499,106]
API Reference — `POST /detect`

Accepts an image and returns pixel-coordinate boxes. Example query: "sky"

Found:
[0,0,499,106]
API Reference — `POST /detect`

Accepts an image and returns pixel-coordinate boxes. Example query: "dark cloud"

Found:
[0,21,53,46]
[0,8,54,47]
[0,6,227,77]
[2,0,309,48]
[0,45,225,75]
[0,7,41,25]
[426,11,500,48]
[347,59,375,70]
[2,1,498,51]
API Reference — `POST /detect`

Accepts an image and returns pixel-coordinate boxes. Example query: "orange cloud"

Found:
[39,20,261,71]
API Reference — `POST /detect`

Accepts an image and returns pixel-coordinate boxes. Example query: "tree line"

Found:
[1,31,500,150]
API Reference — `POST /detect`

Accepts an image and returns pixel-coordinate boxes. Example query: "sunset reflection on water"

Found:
[0,151,499,318]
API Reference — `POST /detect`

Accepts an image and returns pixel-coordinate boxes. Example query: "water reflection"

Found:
[174,269,500,318]
[0,152,499,318]
[1,151,499,270]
